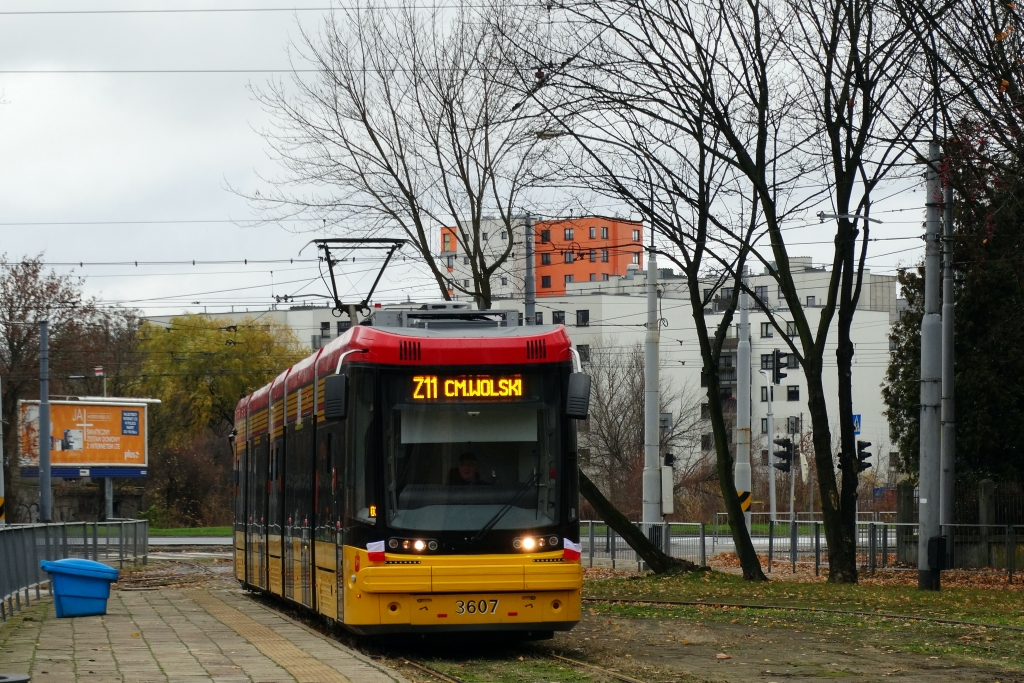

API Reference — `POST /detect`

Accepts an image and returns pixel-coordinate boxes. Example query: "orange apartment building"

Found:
[440,216,644,299]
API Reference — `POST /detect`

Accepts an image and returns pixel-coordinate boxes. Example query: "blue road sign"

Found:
[852,414,862,435]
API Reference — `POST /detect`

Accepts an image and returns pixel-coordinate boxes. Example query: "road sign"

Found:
[852,414,861,435]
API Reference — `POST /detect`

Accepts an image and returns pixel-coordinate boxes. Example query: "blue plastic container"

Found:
[40,558,120,618]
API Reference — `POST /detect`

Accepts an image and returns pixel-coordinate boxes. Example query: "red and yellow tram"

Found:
[231,305,590,635]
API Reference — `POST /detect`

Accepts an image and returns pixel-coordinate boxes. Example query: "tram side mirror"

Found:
[566,372,591,420]
[324,373,349,420]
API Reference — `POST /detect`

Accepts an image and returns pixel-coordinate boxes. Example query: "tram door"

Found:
[246,436,268,589]
[234,436,247,582]
[314,419,344,620]
[283,409,315,607]
[268,436,285,595]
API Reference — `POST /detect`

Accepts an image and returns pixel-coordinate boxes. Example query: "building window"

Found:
[760,386,768,402]
[576,310,590,327]
[446,255,454,268]
[565,274,574,284]
[501,230,508,241]
[889,336,897,351]
[719,354,733,368]
[443,232,455,252]
[601,227,608,239]
[601,250,609,262]
[787,385,800,401]
[760,322,773,338]
[589,227,596,239]
[541,275,551,289]
[786,321,798,337]
[463,279,470,288]
[602,273,610,281]
[755,285,768,302]
[589,273,597,281]
[761,418,769,434]
[552,310,565,325]
[632,229,641,241]
[577,344,591,362]
[535,312,543,325]
[564,228,574,240]
[590,249,596,262]
[700,370,708,387]
[760,353,774,370]
[501,277,508,286]
[701,434,713,451]
[540,229,550,243]
[320,321,330,338]
[565,252,574,263]
[787,416,801,434]
[806,295,816,307]
[700,403,710,419]
[777,285,784,299]
[788,354,799,369]
[631,252,640,264]
[541,253,551,265]
[761,449,769,465]
[482,232,488,241]
[337,320,350,335]
[464,256,470,265]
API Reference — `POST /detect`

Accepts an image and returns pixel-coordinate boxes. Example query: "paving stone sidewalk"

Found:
[0,578,410,683]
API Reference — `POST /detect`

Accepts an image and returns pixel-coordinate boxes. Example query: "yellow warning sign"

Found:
[738,491,751,512]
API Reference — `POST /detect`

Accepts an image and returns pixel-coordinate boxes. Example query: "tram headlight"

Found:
[549,536,559,547]
[521,536,536,551]
[388,538,399,549]
[427,540,438,551]
[413,539,426,551]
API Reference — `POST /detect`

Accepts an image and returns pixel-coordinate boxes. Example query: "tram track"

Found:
[399,653,648,683]
[582,596,1024,632]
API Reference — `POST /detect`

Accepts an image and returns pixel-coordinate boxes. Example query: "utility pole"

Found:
[919,139,943,590]
[734,274,752,529]
[524,214,536,325]
[39,320,52,523]
[940,183,955,530]
[642,225,662,529]
[96,366,114,519]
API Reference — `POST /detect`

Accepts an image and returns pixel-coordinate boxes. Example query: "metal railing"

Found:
[581,521,706,570]
[1,519,148,622]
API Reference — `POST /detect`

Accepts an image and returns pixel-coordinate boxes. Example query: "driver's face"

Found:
[458,459,478,481]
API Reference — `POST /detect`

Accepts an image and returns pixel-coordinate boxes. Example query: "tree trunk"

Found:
[579,471,700,574]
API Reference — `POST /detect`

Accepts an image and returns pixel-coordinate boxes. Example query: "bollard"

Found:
[767,520,774,573]
[882,523,888,568]
[699,523,706,566]
[814,522,821,576]
[1009,525,1016,585]
[610,529,616,570]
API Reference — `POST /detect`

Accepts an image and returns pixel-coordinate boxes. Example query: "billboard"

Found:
[19,400,149,478]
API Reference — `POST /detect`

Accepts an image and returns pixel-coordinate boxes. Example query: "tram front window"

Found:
[383,371,562,532]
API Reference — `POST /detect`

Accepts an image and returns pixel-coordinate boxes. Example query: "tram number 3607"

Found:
[455,599,499,615]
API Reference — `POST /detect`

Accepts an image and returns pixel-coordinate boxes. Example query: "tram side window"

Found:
[234,442,247,530]
[315,425,343,542]
[347,371,377,526]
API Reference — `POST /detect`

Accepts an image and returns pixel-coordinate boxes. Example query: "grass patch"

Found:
[584,569,1024,626]
[424,656,596,683]
[148,526,232,537]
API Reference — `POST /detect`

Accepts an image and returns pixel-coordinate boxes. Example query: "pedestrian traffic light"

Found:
[773,437,793,473]
[773,349,788,384]
[857,440,872,472]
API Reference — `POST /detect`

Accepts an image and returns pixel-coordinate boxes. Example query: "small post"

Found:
[92,522,99,561]
[790,520,797,573]
[119,521,125,570]
[588,520,594,567]
[32,527,41,599]
[143,519,149,566]
[882,523,888,568]
[1009,525,1016,585]
[869,522,877,573]
[699,522,706,566]
[814,521,821,576]
[768,520,774,573]
[610,528,616,570]
[39,320,52,522]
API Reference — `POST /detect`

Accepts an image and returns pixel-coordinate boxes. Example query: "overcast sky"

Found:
[0,1,929,320]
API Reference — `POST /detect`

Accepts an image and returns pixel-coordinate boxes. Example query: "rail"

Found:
[0,519,148,622]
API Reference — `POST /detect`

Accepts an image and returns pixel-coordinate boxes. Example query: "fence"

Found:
[0,519,149,622]
[586,518,1023,581]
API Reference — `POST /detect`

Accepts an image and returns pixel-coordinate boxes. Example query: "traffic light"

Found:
[857,440,872,472]
[773,437,794,473]
[773,349,788,384]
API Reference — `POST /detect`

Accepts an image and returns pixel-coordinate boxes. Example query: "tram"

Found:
[231,304,591,636]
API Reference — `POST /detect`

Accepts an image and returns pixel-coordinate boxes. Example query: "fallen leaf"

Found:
[715,653,732,660]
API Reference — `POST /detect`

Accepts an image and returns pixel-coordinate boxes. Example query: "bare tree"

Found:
[579,341,701,519]
[247,2,552,308]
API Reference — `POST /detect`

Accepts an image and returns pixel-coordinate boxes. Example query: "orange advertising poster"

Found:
[19,401,148,469]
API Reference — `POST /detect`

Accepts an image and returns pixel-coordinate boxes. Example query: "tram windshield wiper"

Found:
[469,470,539,543]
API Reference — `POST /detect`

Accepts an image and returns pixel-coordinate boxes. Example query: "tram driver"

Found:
[449,452,492,486]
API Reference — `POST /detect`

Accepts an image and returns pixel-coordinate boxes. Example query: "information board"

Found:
[19,400,149,478]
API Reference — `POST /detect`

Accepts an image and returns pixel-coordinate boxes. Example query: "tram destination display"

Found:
[410,374,524,401]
